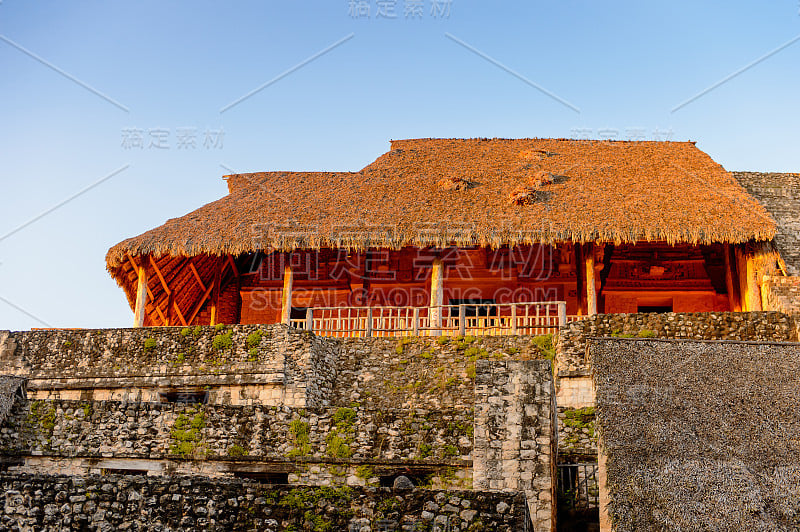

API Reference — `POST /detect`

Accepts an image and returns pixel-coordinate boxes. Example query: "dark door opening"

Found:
[637,305,673,313]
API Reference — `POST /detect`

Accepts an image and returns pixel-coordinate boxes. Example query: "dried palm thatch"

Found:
[527,170,554,188]
[592,338,800,531]
[509,187,539,205]
[107,138,776,273]
[438,176,476,191]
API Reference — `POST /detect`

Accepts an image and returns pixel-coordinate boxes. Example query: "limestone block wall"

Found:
[334,334,544,409]
[473,360,556,532]
[3,325,337,408]
[732,171,800,275]
[0,473,531,531]
[557,406,597,459]
[556,311,796,377]
[763,276,800,326]
[1,400,473,469]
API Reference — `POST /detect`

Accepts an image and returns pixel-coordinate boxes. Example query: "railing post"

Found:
[412,307,420,336]
[511,304,517,334]
[366,308,373,337]
[305,308,313,332]
[558,302,567,327]
[458,304,466,337]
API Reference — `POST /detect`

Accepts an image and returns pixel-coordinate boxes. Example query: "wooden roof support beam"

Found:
[723,244,742,312]
[149,256,172,296]
[281,262,293,325]
[429,257,444,334]
[189,261,207,292]
[210,256,223,326]
[188,283,214,325]
[133,262,148,328]
[585,244,598,316]
[746,253,763,312]
[172,300,187,326]
[226,255,239,277]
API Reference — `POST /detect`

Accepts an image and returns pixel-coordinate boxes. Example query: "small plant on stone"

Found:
[212,331,233,351]
[531,334,555,361]
[418,442,432,459]
[192,325,203,336]
[443,445,459,457]
[214,323,226,331]
[466,363,476,379]
[287,419,311,458]
[63,340,72,348]
[227,444,249,457]
[246,331,263,348]
[248,347,258,362]
[180,327,191,337]
[436,336,450,346]
[143,338,157,352]
[169,410,205,458]
[326,431,352,459]
[637,329,657,338]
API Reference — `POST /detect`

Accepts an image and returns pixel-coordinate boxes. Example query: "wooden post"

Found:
[133,263,148,327]
[557,301,567,327]
[366,308,373,337]
[458,304,466,337]
[511,304,518,334]
[723,244,741,312]
[412,307,420,336]
[429,258,444,335]
[745,254,762,312]
[574,244,585,316]
[585,244,598,316]
[210,256,223,326]
[280,262,293,325]
[305,308,314,332]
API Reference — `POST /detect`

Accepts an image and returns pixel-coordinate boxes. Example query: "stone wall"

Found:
[3,325,338,408]
[473,360,556,532]
[1,327,559,528]
[334,335,544,409]
[763,275,800,324]
[0,473,532,531]
[732,171,800,275]
[556,311,796,377]
[1,400,472,473]
[556,406,596,459]
[592,338,800,531]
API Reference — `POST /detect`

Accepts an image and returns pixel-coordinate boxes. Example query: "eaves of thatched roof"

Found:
[107,138,775,269]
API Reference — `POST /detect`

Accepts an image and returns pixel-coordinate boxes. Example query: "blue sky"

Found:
[1,1,798,330]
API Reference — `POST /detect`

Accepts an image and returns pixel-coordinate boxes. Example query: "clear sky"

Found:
[1,1,798,330]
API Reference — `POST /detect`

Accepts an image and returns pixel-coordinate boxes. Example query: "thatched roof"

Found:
[0,375,26,426]
[733,171,800,275]
[107,138,775,269]
[592,338,800,531]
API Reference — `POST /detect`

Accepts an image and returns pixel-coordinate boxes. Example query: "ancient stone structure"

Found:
[0,324,557,531]
[592,338,800,531]
[554,310,797,410]
[1,474,531,531]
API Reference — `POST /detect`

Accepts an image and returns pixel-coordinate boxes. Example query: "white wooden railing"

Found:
[289,301,577,338]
